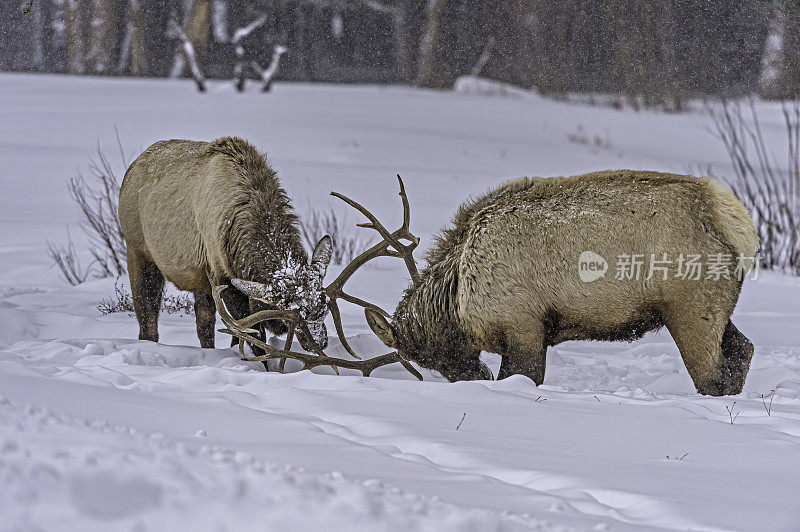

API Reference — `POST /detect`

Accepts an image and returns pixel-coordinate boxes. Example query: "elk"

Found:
[363,170,759,396]
[118,137,332,358]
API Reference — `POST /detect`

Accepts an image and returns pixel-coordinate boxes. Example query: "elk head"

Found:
[364,307,492,382]
[232,235,333,351]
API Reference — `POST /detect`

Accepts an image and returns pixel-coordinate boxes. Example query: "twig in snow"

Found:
[168,18,206,93]
[534,396,546,403]
[594,395,601,403]
[456,412,467,430]
[666,453,689,460]
[761,391,775,416]
[725,402,740,425]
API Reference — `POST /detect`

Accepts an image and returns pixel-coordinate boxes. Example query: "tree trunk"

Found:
[144,0,170,76]
[782,5,800,98]
[761,1,800,99]
[527,0,577,95]
[415,0,448,87]
[87,0,121,74]
[129,0,148,76]
[182,0,212,76]
[393,5,410,82]
[66,0,89,74]
[41,0,58,72]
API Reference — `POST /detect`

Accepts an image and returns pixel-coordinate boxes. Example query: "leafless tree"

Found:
[760,1,800,100]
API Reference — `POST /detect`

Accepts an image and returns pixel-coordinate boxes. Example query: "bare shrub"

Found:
[51,131,129,284]
[706,99,800,275]
[99,277,194,316]
[98,277,135,315]
[300,206,373,265]
[566,124,612,152]
[161,291,195,316]
[47,232,92,286]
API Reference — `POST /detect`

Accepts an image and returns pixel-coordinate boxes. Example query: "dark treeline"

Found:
[1,0,799,106]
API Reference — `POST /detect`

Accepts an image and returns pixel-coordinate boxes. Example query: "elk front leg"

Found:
[194,293,216,348]
[223,286,270,370]
[497,323,547,384]
[127,251,165,343]
[222,286,251,347]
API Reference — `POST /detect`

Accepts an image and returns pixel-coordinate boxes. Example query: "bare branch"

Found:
[470,37,495,77]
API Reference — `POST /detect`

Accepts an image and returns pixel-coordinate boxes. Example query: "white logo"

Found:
[579,251,608,282]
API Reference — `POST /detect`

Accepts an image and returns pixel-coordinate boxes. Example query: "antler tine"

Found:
[397,175,418,243]
[211,284,423,380]
[330,175,420,282]
[324,176,421,359]
[324,240,394,358]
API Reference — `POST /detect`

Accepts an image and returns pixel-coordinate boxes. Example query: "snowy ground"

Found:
[1,73,799,531]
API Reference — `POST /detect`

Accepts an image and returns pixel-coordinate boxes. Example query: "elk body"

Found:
[119,137,332,354]
[365,170,759,396]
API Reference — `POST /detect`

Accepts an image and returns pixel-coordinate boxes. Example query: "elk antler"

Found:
[212,284,423,380]
[325,175,420,358]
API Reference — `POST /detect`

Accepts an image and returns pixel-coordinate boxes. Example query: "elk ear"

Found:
[365,308,396,348]
[231,278,274,304]
[311,235,333,275]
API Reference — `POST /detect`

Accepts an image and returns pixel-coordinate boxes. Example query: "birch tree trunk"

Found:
[181,0,212,77]
[66,0,89,74]
[415,0,448,88]
[761,1,800,100]
[393,5,410,82]
[87,0,121,74]
[129,0,148,76]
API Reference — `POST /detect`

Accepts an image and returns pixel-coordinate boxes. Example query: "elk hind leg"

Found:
[497,323,547,385]
[128,252,165,343]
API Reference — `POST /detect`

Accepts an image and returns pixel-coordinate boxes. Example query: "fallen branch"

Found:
[169,18,207,93]
[232,15,268,92]
[251,45,288,92]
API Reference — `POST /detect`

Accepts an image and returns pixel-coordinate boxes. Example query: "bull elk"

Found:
[119,137,333,359]
[362,170,759,396]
